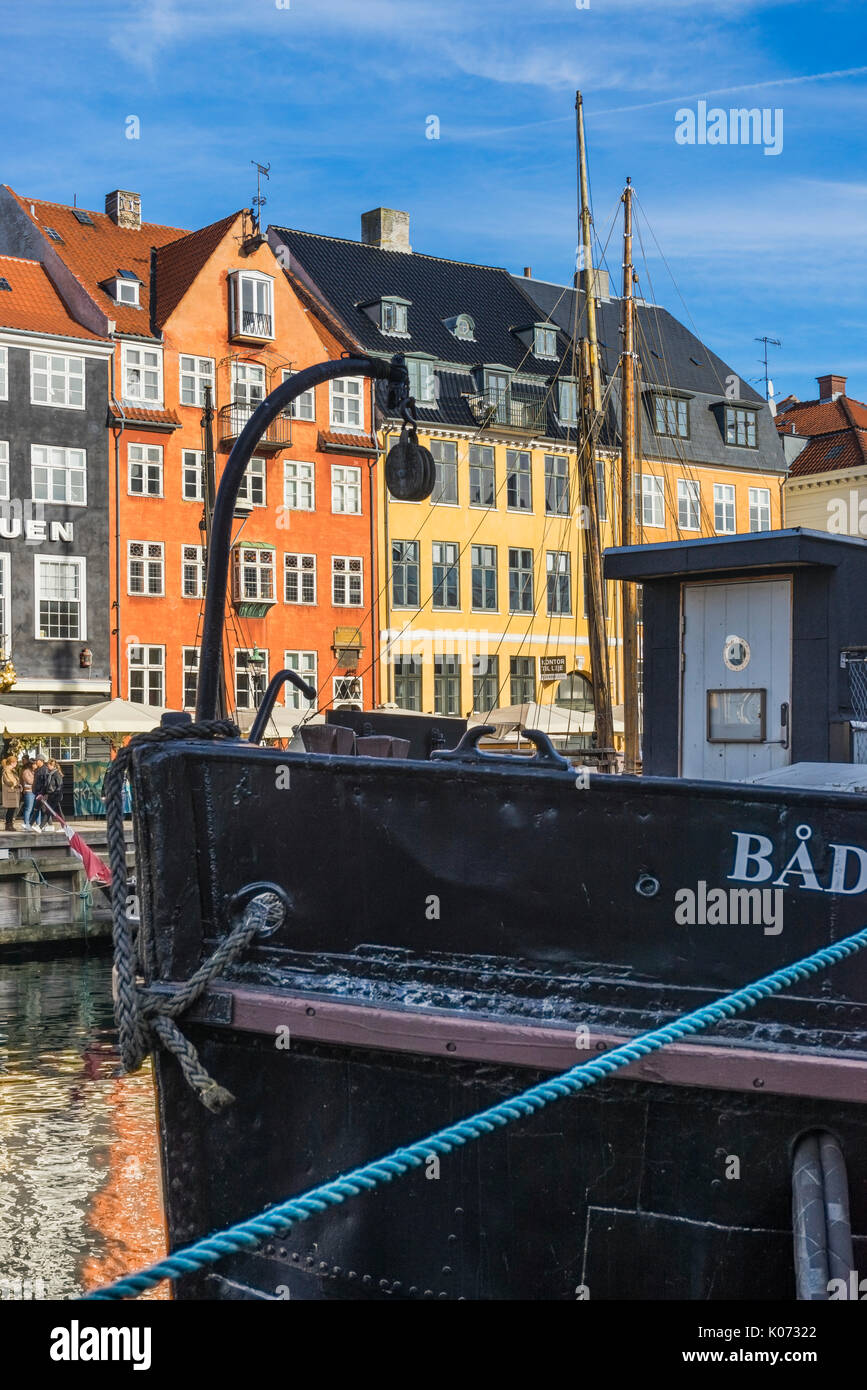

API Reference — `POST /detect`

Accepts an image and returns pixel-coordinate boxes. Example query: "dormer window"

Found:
[534,324,558,359]
[229,270,274,341]
[558,380,579,424]
[407,357,436,406]
[380,298,409,334]
[654,394,689,438]
[725,406,758,448]
[111,270,141,306]
[444,314,475,341]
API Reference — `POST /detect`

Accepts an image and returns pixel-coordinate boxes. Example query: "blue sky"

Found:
[4,0,866,402]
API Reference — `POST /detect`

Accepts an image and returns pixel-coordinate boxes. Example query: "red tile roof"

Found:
[317,429,378,454]
[778,390,867,478]
[152,212,242,328]
[108,404,182,429]
[787,429,867,478]
[4,188,187,336]
[776,395,867,437]
[0,254,106,340]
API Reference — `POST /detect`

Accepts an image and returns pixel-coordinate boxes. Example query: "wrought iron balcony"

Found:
[467,388,548,435]
[219,402,292,450]
[230,310,273,341]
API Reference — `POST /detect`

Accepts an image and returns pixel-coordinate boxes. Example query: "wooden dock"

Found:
[0,822,135,950]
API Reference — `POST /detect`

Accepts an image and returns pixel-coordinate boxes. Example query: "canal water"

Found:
[0,950,166,1300]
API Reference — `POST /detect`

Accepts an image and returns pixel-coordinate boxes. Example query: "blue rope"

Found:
[86,925,867,1300]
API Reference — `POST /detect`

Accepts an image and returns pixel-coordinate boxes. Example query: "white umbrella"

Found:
[0,703,84,735]
[470,701,625,737]
[58,697,168,735]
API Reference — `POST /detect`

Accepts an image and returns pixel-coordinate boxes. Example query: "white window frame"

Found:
[332,675,363,708]
[381,300,408,334]
[284,459,315,512]
[127,540,165,596]
[31,445,87,507]
[0,441,8,502]
[181,544,205,598]
[332,555,363,607]
[0,551,10,657]
[534,325,558,359]
[128,643,165,706]
[331,465,362,515]
[182,449,204,501]
[0,346,7,401]
[284,651,318,711]
[232,546,275,603]
[407,358,436,405]
[34,555,87,641]
[329,377,364,431]
[121,342,163,407]
[558,380,579,424]
[284,552,317,605]
[179,354,215,408]
[234,647,270,710]
[182,647,200,710]
[237,456,267,507]
[749,486,771,532]
[30,351,86,410]
[127,442,163,497]
[714,482,737,534]
[230,270,274,340]
[281,371,315,420]
[639,474,665,529]
[677,478,701,531]
[114,278,140,306]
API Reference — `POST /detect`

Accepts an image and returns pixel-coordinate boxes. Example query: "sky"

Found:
[3,0,866,403]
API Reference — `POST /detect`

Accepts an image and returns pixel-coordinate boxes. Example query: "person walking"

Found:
[32,756,48,828]
[2,755,20,831]
[44,758,64,828]
[19,756,36,831]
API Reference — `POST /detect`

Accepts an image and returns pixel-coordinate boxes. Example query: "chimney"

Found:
[361,207,411,253]
[523,266,533,278]
[817,373,847,402]
[106,190,141,230]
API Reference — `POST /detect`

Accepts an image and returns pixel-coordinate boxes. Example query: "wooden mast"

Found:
[619,179,640,772]
[575,91,615,768]
[201,384,227,720]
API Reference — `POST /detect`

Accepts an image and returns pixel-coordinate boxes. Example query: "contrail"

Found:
[595,65,867,116]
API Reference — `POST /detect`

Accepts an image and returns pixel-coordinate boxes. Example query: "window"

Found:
[381,300,408,333]
[472,654,499,714]
[231,362,265,429]
[127,642,163,700]
[507,450,532,511]
[230,271,274,338]
[128,541,164,596]
[749,486,771,532]
[284,459,315,511]
[179,355,215,407]
[714,483,736,533]
[72,209,94,226]
[30,726,84,762]
[559,381,579,424]
[393,655,422,711]
[182,450,204,501]
[471,544,497,611]
[232,546,275,603]
[333,675,363,708]
[182,648,200,710]
[510,655,535,706]
[332,556,363,606]
[30,352,85,409]
[44,227,63,243]
[430,439,458,505]
[128,443,162,496]
[237,456,266,507]
[31,446,86,505]
[281,373,315,420]
[408,358,436,405]
[181,544,205,598]
[545,455,569,515]
[284,553,316,605]
[638,474,665,528]
[392,540,419,608]
[446,314,475,340]
[509,548,533,613]
[0,441,8,501]
[434,655,461,716]
[36,557,85,640]
[284,651,317,711]
[330,377,363,430]
[469,444,495,508]
[725,407,757,448]
[331,465,361,514]
[432,541,459,610]
[0,552,10,656]
[534,326,557,358]
[677,479,701,531]
[114,274,140,306]
[546,551,571,615]
[122,344,163,406]
[0,347,6,400]
[654,395,688,438]
[234,648,270,710]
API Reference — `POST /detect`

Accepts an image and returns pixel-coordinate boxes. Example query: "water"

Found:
[0,951,166,1300]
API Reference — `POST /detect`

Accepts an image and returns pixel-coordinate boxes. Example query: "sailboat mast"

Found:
[575,91,615,768]
[619,179,640,773]
[201,384,227,720]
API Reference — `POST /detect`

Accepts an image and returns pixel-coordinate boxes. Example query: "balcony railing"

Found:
[467,389,548,435]
[219,402,292,449]
[231,310,273,341]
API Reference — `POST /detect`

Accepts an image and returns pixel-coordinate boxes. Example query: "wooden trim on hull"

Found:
[164,982,867,1106]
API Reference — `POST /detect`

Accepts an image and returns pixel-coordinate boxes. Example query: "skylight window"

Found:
[72,209,95,226]
[689,355,703,366]
[0,278,11,293]
[118,268,139,280]
[825,444,844,460]
[44,227,63,243]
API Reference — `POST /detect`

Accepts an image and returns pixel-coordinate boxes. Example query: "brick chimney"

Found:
[105,190,141,230]
[361,208,411,253]
[523,266,533,278]
[817,373,847,402]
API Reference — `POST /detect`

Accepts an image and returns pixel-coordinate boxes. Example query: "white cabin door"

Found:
[681,579,791,780]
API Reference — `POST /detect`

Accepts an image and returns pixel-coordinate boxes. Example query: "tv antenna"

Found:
[251,161,271,232]
[754,335,781,402]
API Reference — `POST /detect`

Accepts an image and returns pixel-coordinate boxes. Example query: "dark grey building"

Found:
[0,255,112,713]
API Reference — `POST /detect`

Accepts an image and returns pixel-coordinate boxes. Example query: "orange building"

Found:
[0,190,379,720]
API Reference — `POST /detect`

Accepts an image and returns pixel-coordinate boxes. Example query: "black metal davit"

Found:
[196,354,412,721]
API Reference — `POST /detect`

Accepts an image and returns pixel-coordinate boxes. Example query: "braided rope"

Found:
[86,924,867,1300]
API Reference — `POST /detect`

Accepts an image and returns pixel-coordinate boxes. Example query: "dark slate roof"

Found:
[605,527,867,582]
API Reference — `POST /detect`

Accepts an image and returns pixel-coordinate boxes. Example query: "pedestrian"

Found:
[32,756,48,828]
[44,758,64,829]
[1,754,20,831]
[19,756,36,831]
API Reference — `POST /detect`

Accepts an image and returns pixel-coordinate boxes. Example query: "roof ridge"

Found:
[271,225,512,276]
[0,253,47,266]
[13,190,187,234]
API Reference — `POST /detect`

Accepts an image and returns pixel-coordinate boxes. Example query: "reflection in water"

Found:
[0,953,166,1299]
